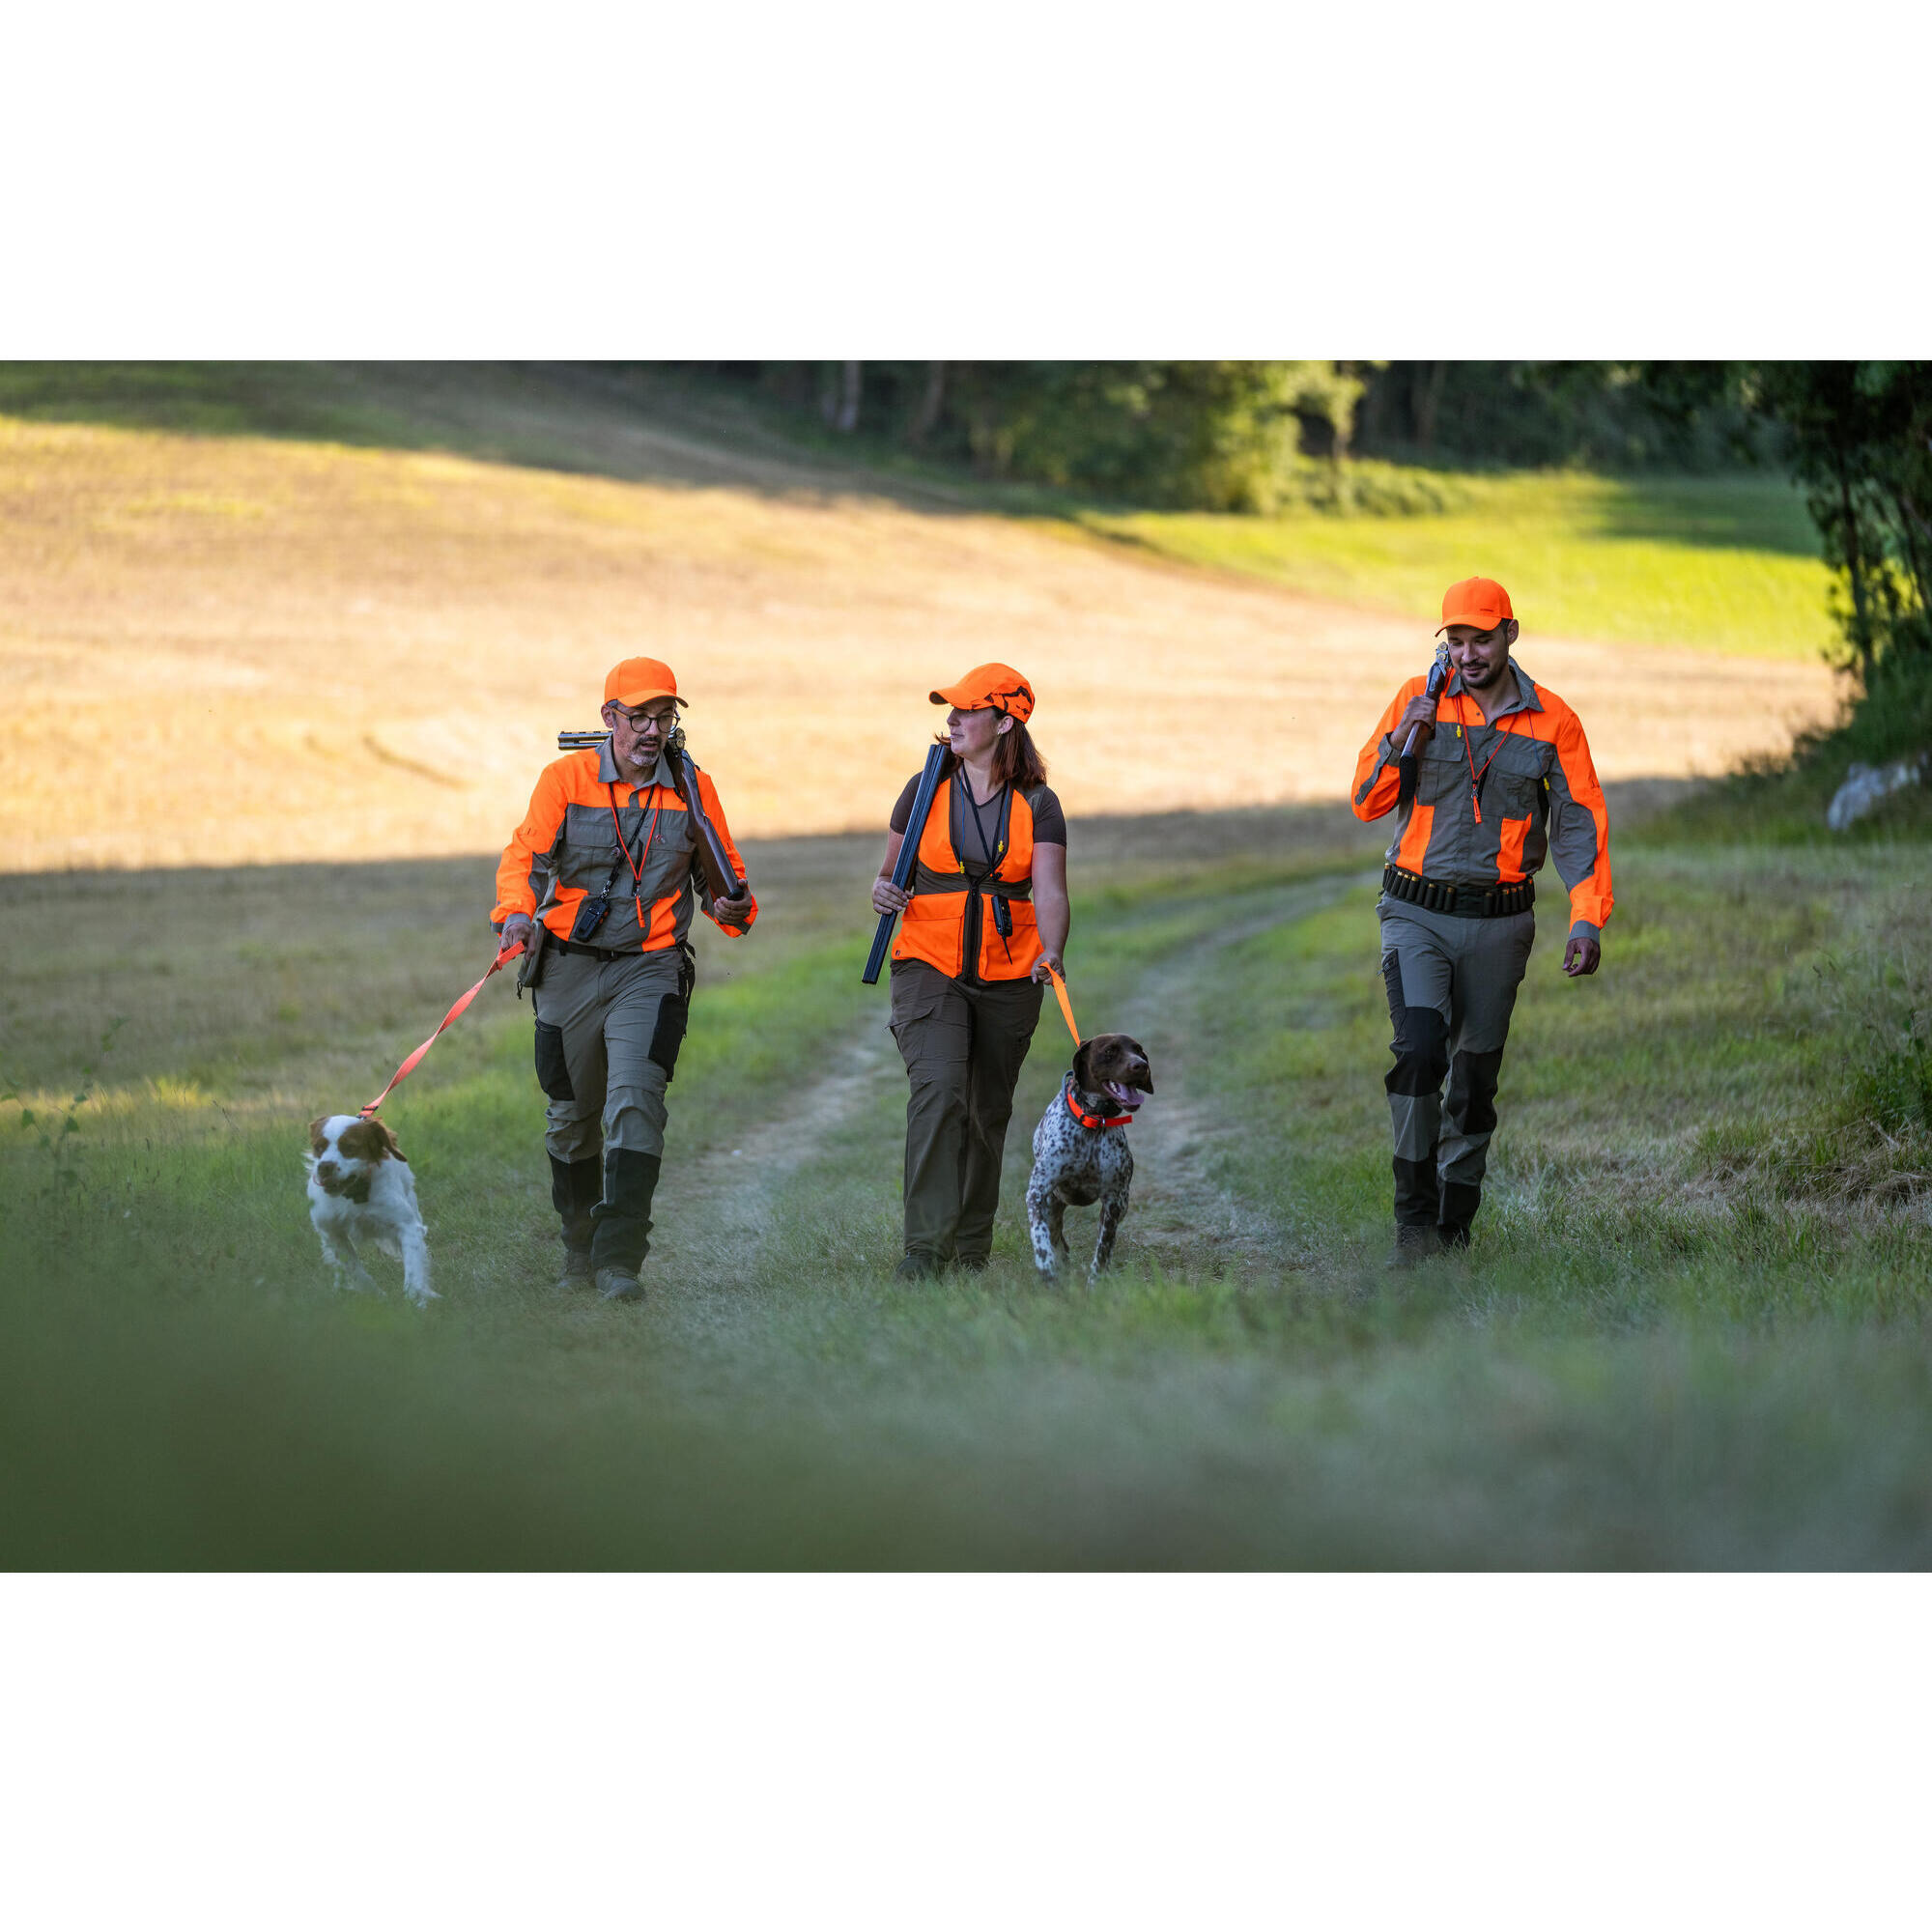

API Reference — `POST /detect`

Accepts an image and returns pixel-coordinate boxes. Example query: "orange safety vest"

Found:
[892,775,1041,981]
[492,741,758,950]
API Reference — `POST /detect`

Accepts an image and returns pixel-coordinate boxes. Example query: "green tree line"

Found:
[662,359,1929,704]
[665,359,1791,499]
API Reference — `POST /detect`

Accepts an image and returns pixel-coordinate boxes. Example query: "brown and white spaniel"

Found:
[305,1113,435,1305]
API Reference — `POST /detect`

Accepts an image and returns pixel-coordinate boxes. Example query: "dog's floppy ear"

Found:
[306,1116,330,1151]
[1070,1038,1097,1094]
[340,1116,407,1163]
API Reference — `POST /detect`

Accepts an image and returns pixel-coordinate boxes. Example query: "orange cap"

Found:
[1437,578,1514,634]
[929,662,1035,723]
[603,657,687,709]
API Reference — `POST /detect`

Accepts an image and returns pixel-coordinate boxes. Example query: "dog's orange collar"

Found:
[1065,1082,1134,1131]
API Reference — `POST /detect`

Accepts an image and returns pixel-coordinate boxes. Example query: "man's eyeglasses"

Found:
[611,706,679,731]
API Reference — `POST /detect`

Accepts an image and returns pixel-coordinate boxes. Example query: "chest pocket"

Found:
[628,803,696,904]
[556,795,696,898]
[1489,736,1551,817]
[1415,734,1466,806]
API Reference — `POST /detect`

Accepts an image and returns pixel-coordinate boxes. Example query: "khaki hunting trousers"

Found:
[532,946,690,1164]
[532,946,691,1275]
[890,959,1043,1264]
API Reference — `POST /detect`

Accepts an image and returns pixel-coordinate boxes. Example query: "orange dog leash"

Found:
[1044,961,1082,1045]
[359,940,525,1118]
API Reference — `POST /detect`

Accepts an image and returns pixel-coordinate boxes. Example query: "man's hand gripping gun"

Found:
[1396,640,1453,810]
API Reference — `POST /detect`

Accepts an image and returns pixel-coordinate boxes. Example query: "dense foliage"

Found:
[1747,362,1932,679]
[679,358,1779,494]
[708,360,1367,511]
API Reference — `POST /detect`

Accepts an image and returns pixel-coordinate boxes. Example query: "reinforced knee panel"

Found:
[1383,954,1450,1099]
[648,992,689,1083]
[534,1020,576,1101]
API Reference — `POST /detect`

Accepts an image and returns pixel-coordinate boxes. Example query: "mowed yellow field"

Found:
[1,406,1842,871]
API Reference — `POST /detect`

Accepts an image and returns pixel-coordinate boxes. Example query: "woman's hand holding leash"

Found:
[1031,950,1065,987]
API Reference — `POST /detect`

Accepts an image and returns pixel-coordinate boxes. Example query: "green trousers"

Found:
[889,960,1043,1264]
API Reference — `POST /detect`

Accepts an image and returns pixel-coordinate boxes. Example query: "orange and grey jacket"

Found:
[893,776,1045,982]
[492,739,757,951]
[1352,667,1613,938]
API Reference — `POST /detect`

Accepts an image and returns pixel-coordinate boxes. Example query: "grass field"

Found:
[1079,469,1836,661]
[7,790,1931,1568]
[0,363,1840,870]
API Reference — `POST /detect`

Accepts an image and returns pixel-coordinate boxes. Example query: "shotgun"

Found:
[556,728,745,908]
[863,743,948,985]
[1395,641,1453,810]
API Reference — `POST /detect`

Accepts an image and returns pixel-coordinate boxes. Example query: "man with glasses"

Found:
[1351,579,1613,1264]
[495,658,756,1300]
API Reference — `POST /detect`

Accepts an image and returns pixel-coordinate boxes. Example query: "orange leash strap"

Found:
[359,940,525,1118]
[1045,962,1081,1046]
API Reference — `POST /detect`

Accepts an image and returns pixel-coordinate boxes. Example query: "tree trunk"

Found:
[909,361,946,445]
[1414,361,1447,449]
[835,360,863,435]
[1839,458,1874,681]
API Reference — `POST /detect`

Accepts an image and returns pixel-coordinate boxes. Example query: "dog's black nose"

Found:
[316,1161,337,1179]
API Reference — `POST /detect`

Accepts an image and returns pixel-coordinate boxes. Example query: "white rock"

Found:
[1827,754,1927,832]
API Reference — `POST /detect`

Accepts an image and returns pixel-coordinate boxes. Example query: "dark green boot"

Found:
[590,1149,662,1300]
[551,1153,602,1289]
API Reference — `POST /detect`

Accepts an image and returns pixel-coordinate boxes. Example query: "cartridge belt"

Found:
[1382,866,1535,920]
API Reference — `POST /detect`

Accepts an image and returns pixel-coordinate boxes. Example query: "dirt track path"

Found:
[1103,874,1363,1280]
[649,1022,893,1284]
[651,874,1361,1287]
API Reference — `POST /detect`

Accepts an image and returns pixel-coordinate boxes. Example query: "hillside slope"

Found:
[1,365,1840,869]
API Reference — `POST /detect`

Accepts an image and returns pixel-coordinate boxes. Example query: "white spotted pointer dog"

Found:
[305,1113,436,1305]
[1026,1034,1154,1280]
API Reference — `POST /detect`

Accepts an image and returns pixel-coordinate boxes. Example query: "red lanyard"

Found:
[608,783,663,939]
[1455,693,1521,826]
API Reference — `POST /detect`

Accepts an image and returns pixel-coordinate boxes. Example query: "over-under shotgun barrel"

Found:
[863,743,948,986]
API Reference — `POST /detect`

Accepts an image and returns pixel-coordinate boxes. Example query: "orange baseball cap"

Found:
[929,662,1036,723]
[1437,578,1514,633]
[603,657,687,709]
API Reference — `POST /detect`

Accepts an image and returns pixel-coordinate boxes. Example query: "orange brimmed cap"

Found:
[929,662,1035,723]
[1436,578,1514,634]
[604,657,687,709]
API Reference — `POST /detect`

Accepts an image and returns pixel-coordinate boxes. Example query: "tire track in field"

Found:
[653,871,1365,1286]
[1102,872,1368,1279]
[651,1018,893,1282]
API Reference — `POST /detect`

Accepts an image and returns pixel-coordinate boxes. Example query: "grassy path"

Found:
[644,867,1363,1294]
[1106,873,1363,1279]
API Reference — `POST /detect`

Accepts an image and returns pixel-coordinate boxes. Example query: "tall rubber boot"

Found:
[591,1148,661,1295]
[550,1154,602,1287]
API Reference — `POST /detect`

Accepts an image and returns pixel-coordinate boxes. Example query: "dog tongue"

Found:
[1104,1083,1144,1111]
